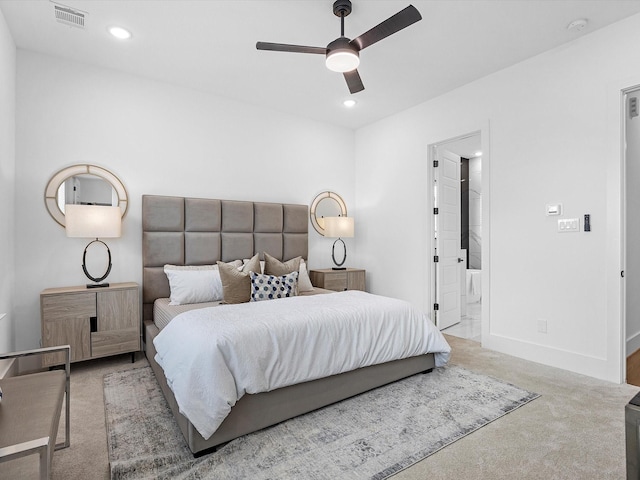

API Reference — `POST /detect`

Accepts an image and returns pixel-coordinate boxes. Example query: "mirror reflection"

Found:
[45,164,128,227]
[315,198,343,229]
[57,174,118,213]
[309,191,348,236]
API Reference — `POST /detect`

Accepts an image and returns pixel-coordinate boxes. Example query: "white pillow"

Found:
[164,264,224,305]
[298,260,314,292]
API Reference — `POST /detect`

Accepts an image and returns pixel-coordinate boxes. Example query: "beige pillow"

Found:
[218,254,261,304]
[263,252,314,292]
[264,252,301,276]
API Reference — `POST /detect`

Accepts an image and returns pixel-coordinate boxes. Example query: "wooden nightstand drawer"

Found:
[92,327,140,357]
[323,272,347,291]
[309,268,366,292]
[41,282,140,366]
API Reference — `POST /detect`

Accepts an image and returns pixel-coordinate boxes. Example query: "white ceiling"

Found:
[2,0,640,130]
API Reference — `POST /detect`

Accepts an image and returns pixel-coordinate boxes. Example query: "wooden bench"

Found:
[0,346,70,480]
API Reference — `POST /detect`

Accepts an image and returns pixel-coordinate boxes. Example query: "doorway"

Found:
[625,86,640,386]
[431,132,482,342]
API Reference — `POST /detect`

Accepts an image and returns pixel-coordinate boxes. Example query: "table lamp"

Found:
[323,215,354,270]
[65,205,121,288]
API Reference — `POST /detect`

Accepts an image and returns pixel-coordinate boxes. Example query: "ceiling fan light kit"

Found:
[256,0,422,94]
[325,37,360,72]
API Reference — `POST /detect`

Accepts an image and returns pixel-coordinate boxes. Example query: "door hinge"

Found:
[630,97,639,119]
[433,160,439,167]
[434,303,439,311]
[434,255,439,262]
[433,207,439,214]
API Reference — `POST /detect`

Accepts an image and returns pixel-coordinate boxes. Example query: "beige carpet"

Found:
[4,335,639,479]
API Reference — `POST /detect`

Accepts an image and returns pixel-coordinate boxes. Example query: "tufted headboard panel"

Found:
[142,195,308,321]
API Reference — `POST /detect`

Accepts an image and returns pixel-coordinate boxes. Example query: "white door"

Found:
[435,149,462,329]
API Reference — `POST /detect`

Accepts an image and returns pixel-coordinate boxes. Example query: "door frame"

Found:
[427,129,488,336]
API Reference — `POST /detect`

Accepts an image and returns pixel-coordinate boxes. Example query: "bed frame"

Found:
[142,194,435,455]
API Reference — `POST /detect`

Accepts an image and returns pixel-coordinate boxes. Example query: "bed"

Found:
[142,194,450,456]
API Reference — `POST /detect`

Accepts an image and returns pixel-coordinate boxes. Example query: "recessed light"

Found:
[108,26,132,40]
[343,99,357,108]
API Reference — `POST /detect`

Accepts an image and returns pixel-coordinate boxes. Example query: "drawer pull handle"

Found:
[90,316,97,332]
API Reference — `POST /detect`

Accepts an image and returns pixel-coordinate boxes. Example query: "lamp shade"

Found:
[65,205,122,238]
[323,216,354,238]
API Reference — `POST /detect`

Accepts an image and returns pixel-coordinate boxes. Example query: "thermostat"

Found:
[546,204,562,216]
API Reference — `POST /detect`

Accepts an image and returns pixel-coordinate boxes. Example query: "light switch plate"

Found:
[558,218,580,232]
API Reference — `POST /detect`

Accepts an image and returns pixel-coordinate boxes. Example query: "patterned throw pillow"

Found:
[250,271,298,302]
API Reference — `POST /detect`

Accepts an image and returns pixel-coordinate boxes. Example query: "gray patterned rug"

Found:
[103,365,538,480]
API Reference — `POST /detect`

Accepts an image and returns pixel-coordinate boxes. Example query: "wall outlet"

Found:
[537,319,548,334]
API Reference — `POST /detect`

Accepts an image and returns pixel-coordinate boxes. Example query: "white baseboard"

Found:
[483,332,614,382]
[0,312,15,378]
[627,330,640,357]
[0,358,17,379]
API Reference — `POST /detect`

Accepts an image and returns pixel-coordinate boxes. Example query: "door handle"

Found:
[457,258,464,263]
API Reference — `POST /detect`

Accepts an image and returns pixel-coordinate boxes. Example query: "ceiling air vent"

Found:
[53,3,86,28]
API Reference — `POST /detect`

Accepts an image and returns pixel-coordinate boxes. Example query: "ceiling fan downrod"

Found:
[333,0,352,37]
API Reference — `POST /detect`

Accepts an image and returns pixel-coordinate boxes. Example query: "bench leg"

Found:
[39,445,50,480]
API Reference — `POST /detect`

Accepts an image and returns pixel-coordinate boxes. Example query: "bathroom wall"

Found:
[468,156,482,269]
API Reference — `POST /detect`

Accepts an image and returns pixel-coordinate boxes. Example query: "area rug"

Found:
[103,365,539,480]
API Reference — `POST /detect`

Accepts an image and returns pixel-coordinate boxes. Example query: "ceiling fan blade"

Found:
[350,5,422,51]
[256,42,327,55]
[344,69,365,94]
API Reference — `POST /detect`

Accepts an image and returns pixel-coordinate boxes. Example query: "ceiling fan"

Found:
[256,0,422,94]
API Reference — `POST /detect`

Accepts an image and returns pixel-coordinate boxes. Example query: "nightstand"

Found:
[40,282,140,366]
[309,268,366,292]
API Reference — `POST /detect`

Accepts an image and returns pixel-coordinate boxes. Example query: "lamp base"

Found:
[86,282,110,289]
[331,238,347,270]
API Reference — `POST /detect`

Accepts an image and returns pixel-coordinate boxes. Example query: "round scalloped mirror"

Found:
[44,164,129,227]
[310,191,348,236]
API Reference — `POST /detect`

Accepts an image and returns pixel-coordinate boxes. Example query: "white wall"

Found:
[354,13,640,383]
[468,156,482,270]
[14,50,355,350]
[0,8,15,354]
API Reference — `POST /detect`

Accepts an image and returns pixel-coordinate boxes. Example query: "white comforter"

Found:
[153,290,451,440]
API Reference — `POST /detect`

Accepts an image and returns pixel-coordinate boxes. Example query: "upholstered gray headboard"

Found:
[142,195,309,321]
